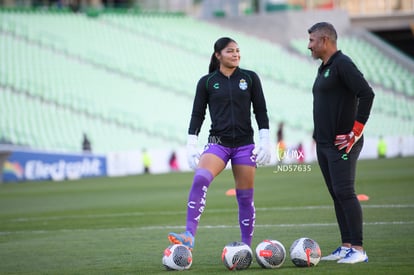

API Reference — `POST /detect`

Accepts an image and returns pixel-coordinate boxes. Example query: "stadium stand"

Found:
[0,9,413,154]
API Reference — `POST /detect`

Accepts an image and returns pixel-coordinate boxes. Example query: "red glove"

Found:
[334,121,364,154]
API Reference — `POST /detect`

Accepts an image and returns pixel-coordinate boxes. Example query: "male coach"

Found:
[307,22,375,264]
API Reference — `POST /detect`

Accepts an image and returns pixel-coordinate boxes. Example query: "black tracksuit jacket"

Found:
[189,67,269,148]
[312,50,375,144]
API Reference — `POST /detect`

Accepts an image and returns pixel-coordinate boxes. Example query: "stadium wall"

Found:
[204,9,352,45]
[2,136,414,182]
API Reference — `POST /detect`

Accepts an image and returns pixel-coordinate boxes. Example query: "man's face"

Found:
[308,32,326,60]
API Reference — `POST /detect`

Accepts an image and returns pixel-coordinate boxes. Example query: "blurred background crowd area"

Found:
[0,0,413,15]
[0,0,413,175]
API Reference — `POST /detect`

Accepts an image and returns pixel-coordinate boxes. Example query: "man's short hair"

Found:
[308,22,337,42]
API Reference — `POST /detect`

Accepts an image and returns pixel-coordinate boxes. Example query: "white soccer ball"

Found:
[255,239,286,268]
[221,241,253,270]
[162,244,192,271]
[289,237,321,267]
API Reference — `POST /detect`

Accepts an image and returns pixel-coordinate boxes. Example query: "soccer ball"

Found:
[289,237,321,267]
[162,244,192,270]
[255,239,286,268]
[221,241,253,270]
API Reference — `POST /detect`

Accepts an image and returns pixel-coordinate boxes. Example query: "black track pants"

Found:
[316,137,364,246]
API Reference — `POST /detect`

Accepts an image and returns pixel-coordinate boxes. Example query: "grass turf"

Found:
[0,157,413,274]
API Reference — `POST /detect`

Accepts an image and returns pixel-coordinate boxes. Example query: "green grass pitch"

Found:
[0,157,413,274]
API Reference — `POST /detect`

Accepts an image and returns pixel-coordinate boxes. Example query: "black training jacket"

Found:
[189,67,269,147]
[312,50,375,144]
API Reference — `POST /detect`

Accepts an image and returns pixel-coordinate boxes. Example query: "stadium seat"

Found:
[0,10,413,153]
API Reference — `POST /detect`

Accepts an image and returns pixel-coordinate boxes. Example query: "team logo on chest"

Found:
[324,69,330,78]
[239,78,248,91]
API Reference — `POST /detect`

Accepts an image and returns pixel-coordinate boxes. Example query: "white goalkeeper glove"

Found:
[252,129,271,166]
[187,134,200,170]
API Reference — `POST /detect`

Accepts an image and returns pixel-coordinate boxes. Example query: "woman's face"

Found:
[216,41,240,69]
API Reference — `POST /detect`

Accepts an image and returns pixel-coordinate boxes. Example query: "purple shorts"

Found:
[202,143,256,167]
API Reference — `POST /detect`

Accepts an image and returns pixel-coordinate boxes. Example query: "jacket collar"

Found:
[217,67,240,78]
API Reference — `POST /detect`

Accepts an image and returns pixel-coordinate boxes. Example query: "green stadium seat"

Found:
[0,10,413,153]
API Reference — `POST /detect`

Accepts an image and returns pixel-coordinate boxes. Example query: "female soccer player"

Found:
[168,37,271,250]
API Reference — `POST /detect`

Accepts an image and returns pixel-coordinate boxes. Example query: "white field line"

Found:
[8,204,414,222]
[141,221,414,230]
[0,221,413,236]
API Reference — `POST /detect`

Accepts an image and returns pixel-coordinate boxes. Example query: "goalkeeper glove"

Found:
[334,121,364,154]
[187,134,200,170]
[252,129,271,166]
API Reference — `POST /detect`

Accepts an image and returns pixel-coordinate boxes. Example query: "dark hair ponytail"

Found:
[208,37,237,73]
[208,53,220,74]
